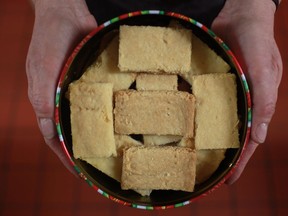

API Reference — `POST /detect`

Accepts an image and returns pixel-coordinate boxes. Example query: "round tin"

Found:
[55,10,251,210]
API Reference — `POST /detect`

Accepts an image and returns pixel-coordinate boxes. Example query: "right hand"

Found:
[26,0,97,175]
[212,0,282,184]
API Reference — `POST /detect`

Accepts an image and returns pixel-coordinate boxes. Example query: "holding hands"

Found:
[26,0,283,183]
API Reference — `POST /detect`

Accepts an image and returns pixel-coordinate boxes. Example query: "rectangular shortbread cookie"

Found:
[191,73,239,149]
[136,73,179,145]
[136,73,178,91]
[114,90,195,137]
[121,146,196,192]
[195,149,226,184]
[118,25,192,74]
[79,36,136,91]
[181,34,231,85]
[69,82,116,158]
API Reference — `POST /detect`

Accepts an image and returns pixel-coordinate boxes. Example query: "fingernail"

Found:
[255,123,268,143]
[39,118,56,139]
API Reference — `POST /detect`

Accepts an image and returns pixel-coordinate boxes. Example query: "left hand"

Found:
[211,0,283,184]
[26,0,98,175]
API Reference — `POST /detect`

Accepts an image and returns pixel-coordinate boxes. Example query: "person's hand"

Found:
[26,0,97,174]
[211,0,283,184]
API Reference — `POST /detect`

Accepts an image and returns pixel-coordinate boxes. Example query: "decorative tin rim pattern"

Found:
[55,10,252,210]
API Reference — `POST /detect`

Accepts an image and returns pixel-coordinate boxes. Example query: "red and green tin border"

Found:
[54,10,252,210]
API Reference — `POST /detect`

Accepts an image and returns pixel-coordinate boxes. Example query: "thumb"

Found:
[250,73,278,144]
[226,66,281,184]
[246,38,282,145]
[226,42,282,183]
[26,9,97,174]
[226,71,279,184]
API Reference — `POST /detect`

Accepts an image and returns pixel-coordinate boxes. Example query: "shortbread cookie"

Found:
[119,25,192,74]
[191,73,239,149]
[114,90,195,137]
[181,34,230,85]
[69,82,116,158]
[86,156,122,181]
[84,135,142,182]
[136,73,179,145]
[136,73,178,91]
[121,146,196,192]
[196,149,226,183]
[79,36,136,91]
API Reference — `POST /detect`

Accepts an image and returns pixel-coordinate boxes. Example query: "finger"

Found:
[26,15,97,149]
[226,53,281,183]
[251,81,277,143]
[225,69,278,184]
[38,117,57,140]
[27,55,63,137]
[249,44,282,142]
[226,140,259,184]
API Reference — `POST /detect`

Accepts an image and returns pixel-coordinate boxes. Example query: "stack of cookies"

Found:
[67,24,239,196]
